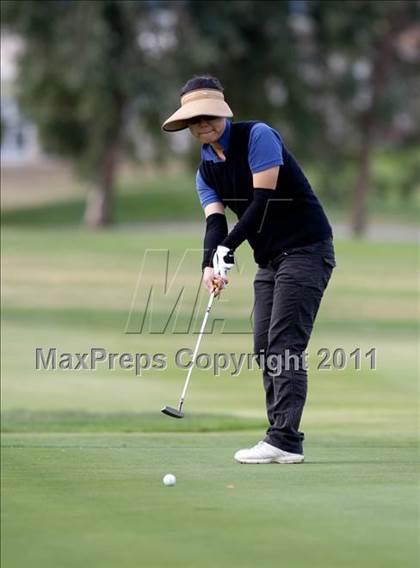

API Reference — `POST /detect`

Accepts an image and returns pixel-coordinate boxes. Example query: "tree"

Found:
[171,0,420,234]
[177,1,317,153]
[303,0,420,234]
[3,1,418,233]
[1,0,176,227]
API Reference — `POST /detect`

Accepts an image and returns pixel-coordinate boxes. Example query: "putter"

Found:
[161,286,217,419]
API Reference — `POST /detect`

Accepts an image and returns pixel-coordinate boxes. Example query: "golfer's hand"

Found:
[213,246,235,279]
[202,267,227,297]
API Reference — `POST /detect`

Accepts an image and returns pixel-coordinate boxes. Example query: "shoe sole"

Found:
[234,456,304,464]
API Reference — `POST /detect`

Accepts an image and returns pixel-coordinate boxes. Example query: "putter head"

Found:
[161,406,184,419]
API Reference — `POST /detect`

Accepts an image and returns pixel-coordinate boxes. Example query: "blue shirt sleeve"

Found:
[248,123,284,174]
[196,170,222,209]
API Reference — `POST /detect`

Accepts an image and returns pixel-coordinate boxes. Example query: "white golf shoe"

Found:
[234,441,304,464]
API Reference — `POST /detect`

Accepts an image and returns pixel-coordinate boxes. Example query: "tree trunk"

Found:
[351,126,372,237]
[84,139,119,228]
[350,11,396,237]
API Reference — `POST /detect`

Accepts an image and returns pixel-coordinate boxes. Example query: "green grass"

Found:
[1,168,419,227]
[2,433,418,568]
[1,411,266,433]
[1,171,201,226]
[1,226,419,567]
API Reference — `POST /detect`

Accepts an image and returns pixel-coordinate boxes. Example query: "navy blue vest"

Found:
[199,121,333,266]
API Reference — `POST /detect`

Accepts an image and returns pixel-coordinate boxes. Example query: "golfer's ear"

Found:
[204,202,225,218]
[252,166,279,189]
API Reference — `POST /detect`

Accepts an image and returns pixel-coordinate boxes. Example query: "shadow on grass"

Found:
[2,410,266,434]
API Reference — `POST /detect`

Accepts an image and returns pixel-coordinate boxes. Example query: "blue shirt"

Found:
[196,120,284,209]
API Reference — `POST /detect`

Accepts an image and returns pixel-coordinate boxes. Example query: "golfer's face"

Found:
[188,117,226,143]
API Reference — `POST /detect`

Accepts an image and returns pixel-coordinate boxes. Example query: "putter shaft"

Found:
[178,290,215,408]
[162,283,223,418]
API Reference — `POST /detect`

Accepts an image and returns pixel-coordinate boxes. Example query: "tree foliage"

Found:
[2,0,419,232]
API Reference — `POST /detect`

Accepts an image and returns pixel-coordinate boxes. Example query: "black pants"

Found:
[253,238,336,454]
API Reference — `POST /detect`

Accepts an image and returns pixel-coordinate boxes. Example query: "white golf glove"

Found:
[213,246,235,279]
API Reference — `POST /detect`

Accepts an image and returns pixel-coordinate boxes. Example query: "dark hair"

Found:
[180,75,224,97]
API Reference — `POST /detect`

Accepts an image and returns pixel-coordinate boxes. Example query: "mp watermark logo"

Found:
[35,347,377,377]
[124,248,255,336]
[125,198,291,336]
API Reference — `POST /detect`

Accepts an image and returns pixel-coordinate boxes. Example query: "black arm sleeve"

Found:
[202,213,228,271]
[220,188,274,251]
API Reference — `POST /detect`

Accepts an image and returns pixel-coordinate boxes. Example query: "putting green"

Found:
[2,432,418,568]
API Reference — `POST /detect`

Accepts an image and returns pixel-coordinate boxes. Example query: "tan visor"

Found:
[162,88,233,132]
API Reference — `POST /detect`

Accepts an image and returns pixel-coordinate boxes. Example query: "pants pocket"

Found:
[321,256,335,289]
[322,256,336,269]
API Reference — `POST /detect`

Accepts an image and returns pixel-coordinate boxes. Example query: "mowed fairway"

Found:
[1,227,419,568]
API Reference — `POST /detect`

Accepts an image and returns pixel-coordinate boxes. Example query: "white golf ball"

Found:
[163,473,176,487]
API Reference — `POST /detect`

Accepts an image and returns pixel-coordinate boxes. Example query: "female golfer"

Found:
[162,76,336,464]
